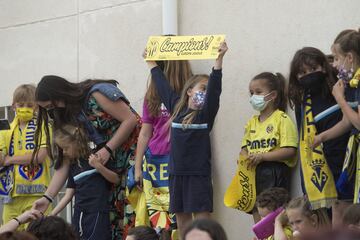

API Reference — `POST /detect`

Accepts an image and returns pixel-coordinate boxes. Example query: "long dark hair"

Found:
[252,72,287,112]
[288,47,337,109]
[32,75,117,167]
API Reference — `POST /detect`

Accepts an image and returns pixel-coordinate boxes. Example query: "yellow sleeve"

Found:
[279,113,298,149]
[241,119,252,149]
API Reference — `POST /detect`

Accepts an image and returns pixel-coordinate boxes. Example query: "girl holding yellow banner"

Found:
[288,47,352,228]
[143,42,227,237]
[134,60,192,235]
[236,72,298,223]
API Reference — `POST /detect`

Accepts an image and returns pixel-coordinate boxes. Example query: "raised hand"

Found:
[142,48,158,69]
[214,41,228,70]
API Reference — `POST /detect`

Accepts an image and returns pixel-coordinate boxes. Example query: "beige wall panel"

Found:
[78,0,161,111]
[0,17,77,106]
[0,0,77,28]
[79,0,146,13]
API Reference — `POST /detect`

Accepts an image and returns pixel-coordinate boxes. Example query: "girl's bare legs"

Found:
[176,212,192,239]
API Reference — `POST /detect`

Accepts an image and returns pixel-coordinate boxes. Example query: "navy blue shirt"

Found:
[151,66,222,176]
[67,158,115,213]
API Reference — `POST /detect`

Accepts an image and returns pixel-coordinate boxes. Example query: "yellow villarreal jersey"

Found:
[7,118,51,197]
[241,110,298,167]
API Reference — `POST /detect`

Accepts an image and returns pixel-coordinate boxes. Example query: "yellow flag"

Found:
[224,154,256,212]
[145,35,225,60]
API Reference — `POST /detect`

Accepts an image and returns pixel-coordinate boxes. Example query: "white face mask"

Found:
[249,92,272,111]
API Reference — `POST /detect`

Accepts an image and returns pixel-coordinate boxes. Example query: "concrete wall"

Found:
[0,0,359,238]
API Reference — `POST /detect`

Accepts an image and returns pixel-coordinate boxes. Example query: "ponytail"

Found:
[252,72,287,112]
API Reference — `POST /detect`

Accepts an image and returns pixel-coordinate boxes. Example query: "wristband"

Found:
[13,217,21,226]
[43,194,54,203]
[104,144,113,155]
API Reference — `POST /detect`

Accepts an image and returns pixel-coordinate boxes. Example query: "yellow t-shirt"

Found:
[5,118,51,198]
[241,110,298,167]
[267,225,293,240]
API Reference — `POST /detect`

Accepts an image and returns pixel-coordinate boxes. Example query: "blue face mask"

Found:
[249,92,272,111]
[192,91,206,109]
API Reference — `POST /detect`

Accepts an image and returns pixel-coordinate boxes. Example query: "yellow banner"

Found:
[224,154,256,212]
[145,35,225,60]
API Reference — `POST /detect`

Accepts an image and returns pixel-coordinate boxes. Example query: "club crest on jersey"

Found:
[19,165,43,181]
[266,124,274,134]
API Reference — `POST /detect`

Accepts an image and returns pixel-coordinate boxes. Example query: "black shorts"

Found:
[169,175,213,213]
[256,161,290,196]
[73,209,111,240]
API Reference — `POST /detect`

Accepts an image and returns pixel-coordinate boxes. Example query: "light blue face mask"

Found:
[249,92,272,111]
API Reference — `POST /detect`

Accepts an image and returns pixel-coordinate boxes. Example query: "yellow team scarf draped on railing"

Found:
[224,154,256,212]
[299,95,337,209]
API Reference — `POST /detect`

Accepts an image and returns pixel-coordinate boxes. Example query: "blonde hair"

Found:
[13,84,36,104]
[145,60,193,117]
[286,197,330,229]
[171,74,209,127]
[54,124,90,161]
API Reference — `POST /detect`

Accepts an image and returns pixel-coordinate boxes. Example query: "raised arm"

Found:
[143,50,179,112]
[202,42,228,129]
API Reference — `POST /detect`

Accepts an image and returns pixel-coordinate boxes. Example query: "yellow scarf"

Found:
[5,116,51,198]
[337,135,359,202]
[354,140,360,203]
[299,95,337,209]
[349,68,360,88]
[224,154,256,212]
[0,130,13,202]
[344,67,360,202]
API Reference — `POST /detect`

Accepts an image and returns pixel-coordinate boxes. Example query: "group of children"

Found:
[0,27,358,240]
[237,28,360,239]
